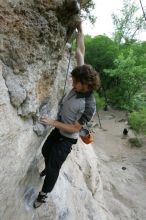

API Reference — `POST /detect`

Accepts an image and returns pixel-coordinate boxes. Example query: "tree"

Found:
[112,0,145,45]
[117,40,146,66]
[84,35,119,72]
[80,0,96,24]
[104,49,146,109]
[84,35,119,93]
[132,41,146,67]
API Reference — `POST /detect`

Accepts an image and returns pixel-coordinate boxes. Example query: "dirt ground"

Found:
[93,108,146,220]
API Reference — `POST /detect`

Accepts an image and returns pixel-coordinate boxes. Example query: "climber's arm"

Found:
[75,23,85,66]
[40,117,82,133]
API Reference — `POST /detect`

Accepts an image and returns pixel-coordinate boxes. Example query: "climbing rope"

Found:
[62,44,72,97]
[139,0,146,21]
[96,108,102,129]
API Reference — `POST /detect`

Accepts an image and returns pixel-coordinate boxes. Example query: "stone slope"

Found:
[93,109,146,220]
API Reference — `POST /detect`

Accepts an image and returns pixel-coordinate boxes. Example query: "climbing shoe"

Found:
[33,192,47,208]
[40,169,46,177]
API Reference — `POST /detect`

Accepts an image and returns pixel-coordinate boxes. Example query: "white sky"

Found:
[83,0,146,41]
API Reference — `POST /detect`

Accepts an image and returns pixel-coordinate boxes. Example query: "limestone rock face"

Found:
[0,0,109,219]
[0,61,109,220]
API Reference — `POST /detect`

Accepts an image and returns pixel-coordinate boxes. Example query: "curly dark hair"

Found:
[71,64,101,91]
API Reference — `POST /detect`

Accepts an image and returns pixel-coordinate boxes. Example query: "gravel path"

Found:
[93,109,146,220]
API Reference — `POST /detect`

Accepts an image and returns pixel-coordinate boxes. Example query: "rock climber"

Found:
[33,21,100,208]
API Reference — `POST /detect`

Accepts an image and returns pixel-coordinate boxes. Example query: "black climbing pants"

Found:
[41,128,77,193]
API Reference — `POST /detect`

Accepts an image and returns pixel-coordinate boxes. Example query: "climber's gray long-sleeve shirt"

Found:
[58,89,96,139]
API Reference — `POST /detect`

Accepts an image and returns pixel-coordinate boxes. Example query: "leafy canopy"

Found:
[112,0,145,45]
[104,49,146,109]
[84,35,119,73]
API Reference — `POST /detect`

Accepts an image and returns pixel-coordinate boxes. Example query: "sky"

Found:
[83,0,146,41]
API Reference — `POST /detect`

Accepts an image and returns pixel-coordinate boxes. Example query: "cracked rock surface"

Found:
[0,1,108,219]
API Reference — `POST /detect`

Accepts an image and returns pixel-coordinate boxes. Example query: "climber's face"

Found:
[72,77,89,93]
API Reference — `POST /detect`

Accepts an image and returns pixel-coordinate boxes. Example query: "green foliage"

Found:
[112,0,145,45]
[128,108,146,134]
[132,92,146,111]
[83,1,146,136]
[93,92,105,109]
[84,35,119,72]
[128,137,143,148]
[104,49,146,109]
[131,41,146,67]
[80,0,96,24]
[84,35,119,97]
[120,41,146,69]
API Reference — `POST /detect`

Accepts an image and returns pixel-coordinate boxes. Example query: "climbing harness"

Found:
[79,128,94,144]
